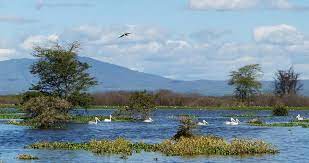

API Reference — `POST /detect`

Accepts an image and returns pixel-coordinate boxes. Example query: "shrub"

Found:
[173,116,197,140]
[116,91,156,120]
[22,96,72,128]
[272,105,288,116]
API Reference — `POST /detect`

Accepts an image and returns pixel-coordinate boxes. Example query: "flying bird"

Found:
[119,32,131,38]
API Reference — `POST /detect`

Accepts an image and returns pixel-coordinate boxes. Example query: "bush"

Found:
[22,96,72,128]
[173,116,197,140]
[116,91,156,120]
[272,105,288,116]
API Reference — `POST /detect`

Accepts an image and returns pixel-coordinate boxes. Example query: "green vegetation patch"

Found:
[249,122,309,128]
[28,136,278,157]
[0,113,25,119]
[17,154,39,160]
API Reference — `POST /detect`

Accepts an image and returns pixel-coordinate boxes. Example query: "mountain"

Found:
[0,57,308,96]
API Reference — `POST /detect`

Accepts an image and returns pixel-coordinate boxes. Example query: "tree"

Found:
[30,42,97,107]
[127,91,156,120]
[228,64,262,104]
[274,67,303,97]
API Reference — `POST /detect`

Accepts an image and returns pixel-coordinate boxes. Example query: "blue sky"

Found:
[1,0,309,80]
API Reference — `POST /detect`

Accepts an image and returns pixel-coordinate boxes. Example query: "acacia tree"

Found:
[228,64,262,105]
[274,67,303,97]
[30,42,97,107]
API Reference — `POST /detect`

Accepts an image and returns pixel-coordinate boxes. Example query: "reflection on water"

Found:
[0,109,309,162]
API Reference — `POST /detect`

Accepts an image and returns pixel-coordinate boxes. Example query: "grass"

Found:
[28,136,278,157]
[17,154,39,160]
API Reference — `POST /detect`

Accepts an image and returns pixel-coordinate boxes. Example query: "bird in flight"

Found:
[119,32,131,38]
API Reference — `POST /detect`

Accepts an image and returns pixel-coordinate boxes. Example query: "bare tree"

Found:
[274,67,303,96]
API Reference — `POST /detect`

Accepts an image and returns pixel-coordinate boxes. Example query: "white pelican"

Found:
[88,117,100,125]
[143,117,153,123]
[197,120,208,126]
[296,114,304,121]
[225,118,240,125]
[104,115,112,122]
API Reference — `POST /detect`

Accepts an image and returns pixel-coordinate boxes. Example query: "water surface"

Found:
[0,109,308,162]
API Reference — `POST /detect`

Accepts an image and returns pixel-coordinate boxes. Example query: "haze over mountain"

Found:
[0,57,308,96]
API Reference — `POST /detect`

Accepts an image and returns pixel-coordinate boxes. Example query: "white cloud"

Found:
[21,34,59,50]
[8,24,309,80]
[189,0,293,10]
[254,24,304,45]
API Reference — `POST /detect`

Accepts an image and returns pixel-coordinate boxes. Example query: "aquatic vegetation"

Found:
[28,136,278,157]
[250,122,309,128]
[17,154,39,160]
[7,120,33,127]
[155,136,278,156]
[0,113,25,119]
[272,105,288,116]
[248,118,264,125]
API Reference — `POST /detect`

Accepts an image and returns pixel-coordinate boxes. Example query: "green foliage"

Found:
[118,91,156,120]
[30,42,97,107]
[228,64,262,104]
[17,154,39,160]
[173,116,197,140]
[28,136,278,157]
[22,96,72,128]
[272,105,288,116]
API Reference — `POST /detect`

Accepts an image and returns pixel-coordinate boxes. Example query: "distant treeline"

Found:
[91,90,309,107]
[1,89,309,107]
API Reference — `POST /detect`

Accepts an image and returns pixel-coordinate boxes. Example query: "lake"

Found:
[0,109,309,162]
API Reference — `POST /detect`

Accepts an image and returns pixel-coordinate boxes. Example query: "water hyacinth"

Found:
[28,136,278,157]
[17,154,39,160]
[154,136,278,156]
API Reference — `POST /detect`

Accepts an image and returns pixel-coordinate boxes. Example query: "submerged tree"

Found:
[274,67,303,97]
[30,42,97,107]
[126,90,156,120]
[228,64,262,105]
[22,96,72,128]
[173,116,197,140]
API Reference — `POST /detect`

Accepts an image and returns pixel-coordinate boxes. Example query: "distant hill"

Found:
[0,57,309,96]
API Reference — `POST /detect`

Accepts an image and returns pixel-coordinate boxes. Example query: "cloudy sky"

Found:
[1,0,309,81]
